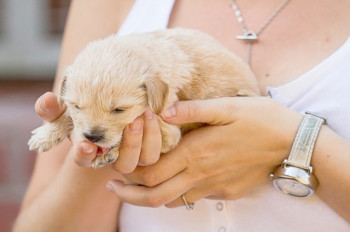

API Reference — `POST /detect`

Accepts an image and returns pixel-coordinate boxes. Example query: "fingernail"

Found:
[130,118,142,133]
[106,180,122,192]
[106,181,115,192]
[39,95,48,111]
[144,108,154,120]
[82,146,94,154]
[161,106,176,119]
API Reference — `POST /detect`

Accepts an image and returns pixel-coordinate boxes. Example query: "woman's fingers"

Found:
[161,98,238,125]
[74,141,98,168]
[138,109,162,166]
[112,109,162,173]
[112,117,144,174]
[124,140,188,187]
[35,92,66,122]
[107,97,302,208]
[164,187,207,209]
[107,170,193,207]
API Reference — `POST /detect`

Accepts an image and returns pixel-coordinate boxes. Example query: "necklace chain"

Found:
[231,0,291,64]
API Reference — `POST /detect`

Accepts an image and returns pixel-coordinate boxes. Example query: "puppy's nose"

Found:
[83,131,104,143]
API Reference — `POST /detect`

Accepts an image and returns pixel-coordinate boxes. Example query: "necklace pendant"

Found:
[236,31,258,43]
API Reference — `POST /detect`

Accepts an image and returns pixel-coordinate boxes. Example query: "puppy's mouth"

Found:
[96,146,111,155]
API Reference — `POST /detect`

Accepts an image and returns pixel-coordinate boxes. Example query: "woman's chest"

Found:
[168,0,350,93]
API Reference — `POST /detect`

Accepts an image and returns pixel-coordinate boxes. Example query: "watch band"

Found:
[285,112,326,171]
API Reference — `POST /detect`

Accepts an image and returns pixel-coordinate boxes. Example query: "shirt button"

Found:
[218,226,227,232]
[216,202,224,211]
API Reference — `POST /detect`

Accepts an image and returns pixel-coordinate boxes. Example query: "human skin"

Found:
[14,0,350,231]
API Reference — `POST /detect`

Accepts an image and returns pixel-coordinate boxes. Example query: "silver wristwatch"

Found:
[271,112,326,197]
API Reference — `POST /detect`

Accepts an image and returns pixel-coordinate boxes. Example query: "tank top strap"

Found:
[117,0,175,37]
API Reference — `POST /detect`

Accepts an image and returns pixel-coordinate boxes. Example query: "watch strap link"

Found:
[286,112,326,171]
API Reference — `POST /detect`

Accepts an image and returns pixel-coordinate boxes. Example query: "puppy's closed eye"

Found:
[112,108,125,114]
[63,99,81,110]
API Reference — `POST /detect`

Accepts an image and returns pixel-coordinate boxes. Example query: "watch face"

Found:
[275,178,311,197]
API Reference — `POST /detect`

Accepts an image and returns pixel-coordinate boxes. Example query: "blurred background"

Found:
[0,0,70,231]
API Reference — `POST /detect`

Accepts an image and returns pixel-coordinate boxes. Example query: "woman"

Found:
[14,0,350,231]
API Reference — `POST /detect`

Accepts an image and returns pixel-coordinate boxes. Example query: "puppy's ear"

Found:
[144,74,169,114]
[57,72,68,107]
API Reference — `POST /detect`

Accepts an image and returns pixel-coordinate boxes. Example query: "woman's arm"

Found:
[108,97,350,222]
[313,125,350,222]
[14,1,136,231]
[15,142,122,232]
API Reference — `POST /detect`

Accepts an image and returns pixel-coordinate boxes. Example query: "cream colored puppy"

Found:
[28,28,260,168]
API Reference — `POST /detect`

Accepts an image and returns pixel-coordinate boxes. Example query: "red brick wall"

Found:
[0,80,53,232]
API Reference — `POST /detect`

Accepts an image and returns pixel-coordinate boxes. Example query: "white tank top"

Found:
[117,1,350,231]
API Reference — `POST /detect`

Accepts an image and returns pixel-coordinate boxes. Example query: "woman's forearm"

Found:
[14,147,121,232]
[13,2,136,231]
[313,126,350,222]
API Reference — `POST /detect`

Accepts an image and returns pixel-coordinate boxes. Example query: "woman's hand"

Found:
[107,97,303,208]
[34,92,162,172]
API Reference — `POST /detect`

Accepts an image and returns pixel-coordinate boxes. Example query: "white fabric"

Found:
[117,0,175,37]
[117,0,350,231]
[266,35,350,141]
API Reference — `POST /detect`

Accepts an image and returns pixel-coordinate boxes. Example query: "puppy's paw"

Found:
[28,125,65,152]
[158,119,181,153]
[92,147,119,169]
[28,112,73,153]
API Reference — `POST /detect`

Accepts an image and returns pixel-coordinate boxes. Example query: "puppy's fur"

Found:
[28,28,260,168]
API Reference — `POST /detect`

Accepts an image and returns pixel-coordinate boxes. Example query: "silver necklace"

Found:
[231,0,291,64]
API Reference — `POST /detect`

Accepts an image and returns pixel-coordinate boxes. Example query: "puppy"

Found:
[28,28,260,168]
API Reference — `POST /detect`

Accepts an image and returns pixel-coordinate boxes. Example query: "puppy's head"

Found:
[59,37,168,153]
